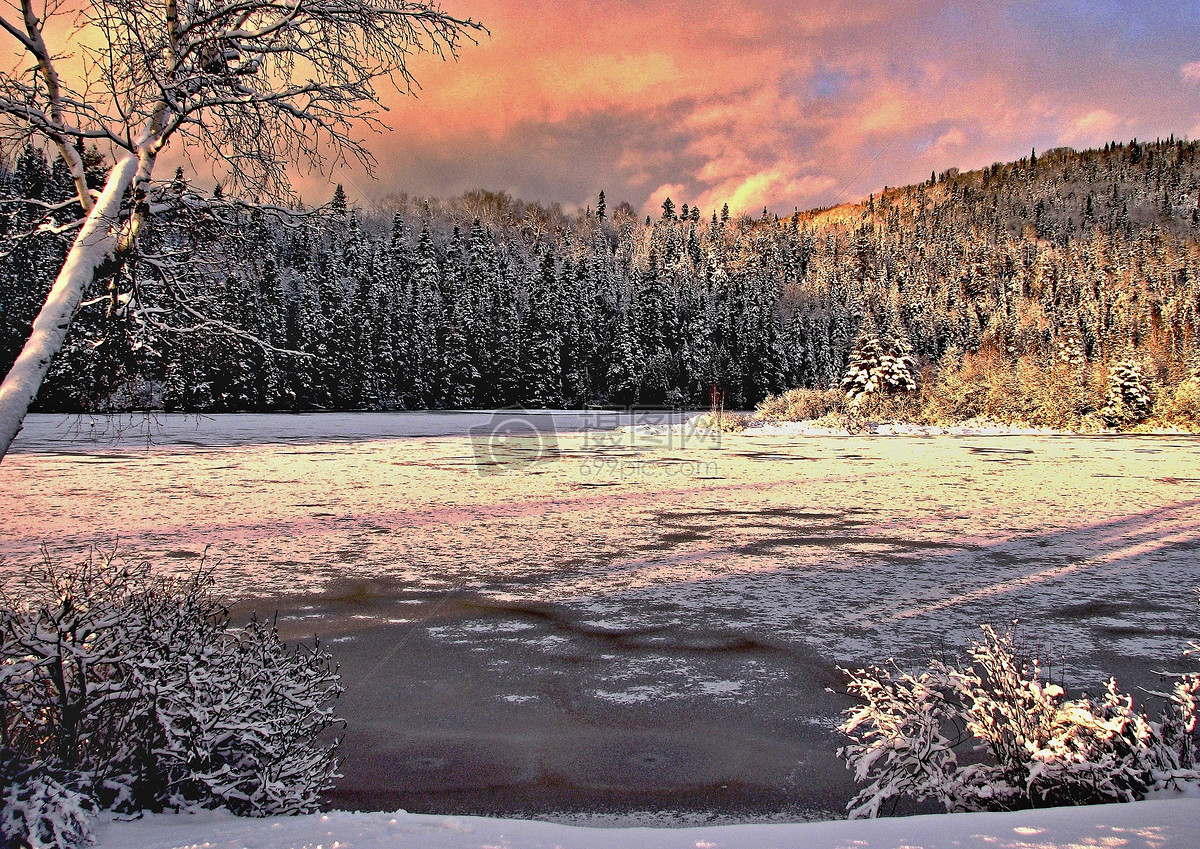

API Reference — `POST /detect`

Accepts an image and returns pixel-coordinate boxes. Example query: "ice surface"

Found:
[5,414,1198,686]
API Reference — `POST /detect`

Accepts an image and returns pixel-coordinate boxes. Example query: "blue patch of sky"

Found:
[807,67,854,100]
[1011,0,1198,53]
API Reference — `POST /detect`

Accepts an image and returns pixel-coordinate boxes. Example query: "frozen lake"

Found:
[3,412,1199,822]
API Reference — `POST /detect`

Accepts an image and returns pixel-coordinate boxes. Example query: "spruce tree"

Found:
[522,253,564,407]
[1101,359,1153,425]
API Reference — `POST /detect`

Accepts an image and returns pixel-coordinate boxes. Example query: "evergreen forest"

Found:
[3,139,1200,419]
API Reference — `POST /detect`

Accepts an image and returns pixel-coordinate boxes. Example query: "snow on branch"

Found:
[0,0,486,461]
[0,548,344,848]
[838,624,1200,818]
[78,0,487,199]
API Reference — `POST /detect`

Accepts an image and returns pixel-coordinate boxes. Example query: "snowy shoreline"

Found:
[93,794,1200,849]
[622,414,1200,438]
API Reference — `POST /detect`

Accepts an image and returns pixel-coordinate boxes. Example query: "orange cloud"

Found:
[18,0,1187,217]
[298,1,1200,214]
[1059,109,1126,147]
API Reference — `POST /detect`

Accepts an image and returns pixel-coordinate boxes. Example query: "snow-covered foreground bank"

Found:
[95,797,1200,849]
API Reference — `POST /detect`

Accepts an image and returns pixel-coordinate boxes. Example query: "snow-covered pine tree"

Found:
[606,311,645,406]
[439,319,478,408]
[558,258,592,406]
[678,286,714,404]
[841,336,886,401]
[840,331,917,403]
[466,219,499,394]
[438,227,480,408]
[1101,359,1153,425]
[490,246,526,407]
[522,253,564,407]
[410,223,444,406]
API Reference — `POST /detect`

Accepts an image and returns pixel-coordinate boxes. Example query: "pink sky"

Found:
[318,0,1200,216]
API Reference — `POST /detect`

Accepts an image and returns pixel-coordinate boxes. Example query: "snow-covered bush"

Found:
[0,551,343,847]
[690,410,749,432]
[841,336,918,403]
[0,752,95,849]
[838,626,1200,818]
[1101,360,1153,425]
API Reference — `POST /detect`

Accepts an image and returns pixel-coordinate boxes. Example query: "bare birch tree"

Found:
[0,0,484,459]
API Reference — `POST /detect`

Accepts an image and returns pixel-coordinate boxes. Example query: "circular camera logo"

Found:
[470,410,559,474]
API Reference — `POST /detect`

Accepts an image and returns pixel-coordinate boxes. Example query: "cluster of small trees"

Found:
[0,552,342,847]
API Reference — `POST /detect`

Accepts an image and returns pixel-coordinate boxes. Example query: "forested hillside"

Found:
[3,138,1199,415]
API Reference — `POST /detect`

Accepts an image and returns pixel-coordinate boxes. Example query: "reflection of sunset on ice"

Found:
[5,413,1198,681]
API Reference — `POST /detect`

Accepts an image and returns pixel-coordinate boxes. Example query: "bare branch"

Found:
[8,0,97,212]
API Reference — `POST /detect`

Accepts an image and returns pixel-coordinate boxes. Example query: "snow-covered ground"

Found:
[643,413,1195,437]
[6,413,1195,676]
[4,412,1199,820]
[94,795,1200,849]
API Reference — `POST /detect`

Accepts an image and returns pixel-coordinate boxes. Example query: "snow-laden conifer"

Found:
[840,334,918,403]
[1101,359,1153,425]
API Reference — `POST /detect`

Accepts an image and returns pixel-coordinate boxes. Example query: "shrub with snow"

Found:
[0,752,95,849]
[840,336,918,404]
[0,551,343,847]
[838,625,1200,818]
[753,388,847,423]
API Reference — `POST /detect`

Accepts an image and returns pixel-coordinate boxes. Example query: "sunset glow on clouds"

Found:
[321,0,1200,214]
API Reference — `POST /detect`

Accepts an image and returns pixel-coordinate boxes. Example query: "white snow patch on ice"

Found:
[593,685,676,704]
[456,620,538,634]
[697,680,743,697]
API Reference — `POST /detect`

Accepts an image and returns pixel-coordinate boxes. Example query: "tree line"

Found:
[3,138,1199,414]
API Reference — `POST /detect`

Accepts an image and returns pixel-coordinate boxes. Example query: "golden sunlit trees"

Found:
[0,0,484,459]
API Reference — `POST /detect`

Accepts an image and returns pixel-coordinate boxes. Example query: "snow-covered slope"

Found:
[95,797,1198,849]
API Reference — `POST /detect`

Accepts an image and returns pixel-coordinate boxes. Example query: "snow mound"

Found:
[94,795,1200,849]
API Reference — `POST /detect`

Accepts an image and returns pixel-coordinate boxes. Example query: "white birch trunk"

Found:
[0,154,139,459]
